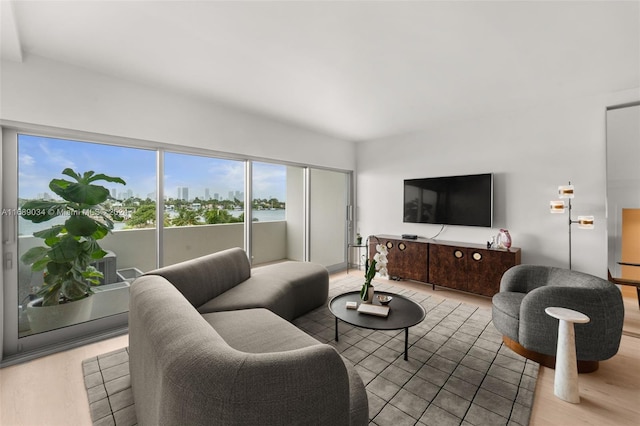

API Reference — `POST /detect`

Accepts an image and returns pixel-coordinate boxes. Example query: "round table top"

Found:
[545,307,590,324]
[328,290,426,331]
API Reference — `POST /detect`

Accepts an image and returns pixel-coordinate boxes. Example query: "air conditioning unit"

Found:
[117,267,143,284]
[92,251,118,285]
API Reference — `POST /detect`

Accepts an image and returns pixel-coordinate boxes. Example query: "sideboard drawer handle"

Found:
[454,250,464,259]
[472,252,482,261]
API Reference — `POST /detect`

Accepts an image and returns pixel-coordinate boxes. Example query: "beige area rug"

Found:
[83,276,538,426]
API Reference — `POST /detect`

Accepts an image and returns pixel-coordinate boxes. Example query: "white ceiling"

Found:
[2,0,639,141]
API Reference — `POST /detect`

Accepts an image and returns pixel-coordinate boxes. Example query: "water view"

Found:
[18,208,286,236]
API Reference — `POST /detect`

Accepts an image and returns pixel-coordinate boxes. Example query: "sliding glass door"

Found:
[309,169,349,271]
[2,131,156,356]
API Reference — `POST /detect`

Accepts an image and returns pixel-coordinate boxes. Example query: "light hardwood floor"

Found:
[0,272,638,426]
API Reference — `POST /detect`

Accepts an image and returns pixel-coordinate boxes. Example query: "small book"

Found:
[357,303,390,317]
[346,301,358,310]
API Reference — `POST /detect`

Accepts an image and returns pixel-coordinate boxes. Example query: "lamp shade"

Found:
[577,216,595,229]
[550,200,566,213]
[558,185,575,198]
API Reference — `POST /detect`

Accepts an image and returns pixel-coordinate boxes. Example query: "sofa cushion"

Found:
[202,308,320,353]
[197,274,296,319]
[253,261,329,319]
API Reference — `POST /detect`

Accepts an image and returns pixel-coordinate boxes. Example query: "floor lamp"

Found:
[550,182,594,270]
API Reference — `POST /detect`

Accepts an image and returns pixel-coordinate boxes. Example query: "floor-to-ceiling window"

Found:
[1,127,352,363]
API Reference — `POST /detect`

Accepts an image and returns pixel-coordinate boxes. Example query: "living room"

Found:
[1,1,639,425]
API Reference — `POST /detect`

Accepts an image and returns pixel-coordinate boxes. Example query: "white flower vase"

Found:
[363,285,375,304]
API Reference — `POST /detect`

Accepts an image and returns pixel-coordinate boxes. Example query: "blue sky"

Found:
[18,135,286,201]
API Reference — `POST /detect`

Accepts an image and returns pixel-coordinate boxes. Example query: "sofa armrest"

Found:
[519,285,624,360]
[160,344,355,426]
[234,345,354,425]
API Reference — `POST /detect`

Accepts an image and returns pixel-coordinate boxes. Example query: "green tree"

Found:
[206,209,232,224]
[127,204,156,228]
[172,208,201,226]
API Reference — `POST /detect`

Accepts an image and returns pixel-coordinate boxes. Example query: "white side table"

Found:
[545,307,590,403]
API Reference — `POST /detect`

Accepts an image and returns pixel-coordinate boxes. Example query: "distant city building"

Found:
[214,193,219,201]
[177,187,189,201]
[119,189,134,200]
[204,188,210,200]
[111,189,117,199]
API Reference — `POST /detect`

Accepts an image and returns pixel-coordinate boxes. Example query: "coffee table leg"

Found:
[335,317,339,342]
[404,328,409,361]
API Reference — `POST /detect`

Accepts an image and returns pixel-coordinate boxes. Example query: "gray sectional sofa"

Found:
[129,247,368,425]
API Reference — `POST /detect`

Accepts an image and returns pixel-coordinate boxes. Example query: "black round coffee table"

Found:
[328,290,426,360]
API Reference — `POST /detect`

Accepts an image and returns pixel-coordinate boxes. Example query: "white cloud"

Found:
[19,154,35,167]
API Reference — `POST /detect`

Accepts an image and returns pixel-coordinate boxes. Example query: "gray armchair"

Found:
[492,265,624,372]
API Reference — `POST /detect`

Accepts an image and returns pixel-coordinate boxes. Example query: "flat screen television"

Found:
[403,173,493,227]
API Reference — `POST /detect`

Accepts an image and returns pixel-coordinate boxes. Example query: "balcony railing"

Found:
[17,221,288,336]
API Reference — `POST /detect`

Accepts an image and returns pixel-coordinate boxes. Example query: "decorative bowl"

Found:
[377,295,393,305]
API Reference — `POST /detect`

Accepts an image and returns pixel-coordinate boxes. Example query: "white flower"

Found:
[378,266,388,277]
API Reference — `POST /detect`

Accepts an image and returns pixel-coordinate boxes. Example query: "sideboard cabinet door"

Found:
[428,243,468,292]
[372,237,428,282]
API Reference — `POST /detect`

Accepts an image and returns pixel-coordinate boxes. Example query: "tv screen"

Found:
[403,173,493,227]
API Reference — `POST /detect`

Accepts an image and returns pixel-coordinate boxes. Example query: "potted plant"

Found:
[20,168,126,333]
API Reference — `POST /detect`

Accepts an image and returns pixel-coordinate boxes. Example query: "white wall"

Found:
[356,88,640,278]
[0,56,355,171]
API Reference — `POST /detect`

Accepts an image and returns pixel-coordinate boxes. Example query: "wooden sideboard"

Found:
[369,234,521,297]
